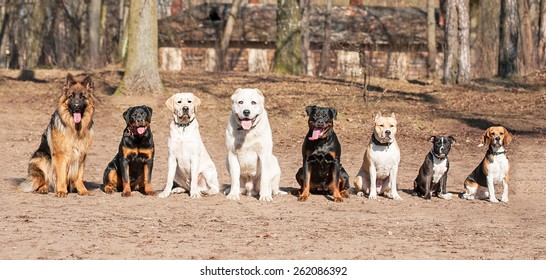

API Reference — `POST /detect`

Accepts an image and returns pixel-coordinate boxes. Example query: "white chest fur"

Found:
[432,155,448,183]
[487,154,510,184]
[369,143,400,179]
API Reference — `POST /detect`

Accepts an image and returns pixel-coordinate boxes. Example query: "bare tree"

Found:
[300,0,310,75]
[89,0,102,69]
[473,0,500,78]
[442,0,457,84]
[116,0,164,95]
[318,0,332,76]
[498,0,518,78]
[426,0,436,79]
[273,0,302,75]
[539,0,546,66]
[518,0,535,75]
[25,0,48,69]
[456,0,470,83]
[217,0,243,71]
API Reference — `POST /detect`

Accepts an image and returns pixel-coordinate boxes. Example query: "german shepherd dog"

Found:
[22,74,96,197]
[102,106,156,197]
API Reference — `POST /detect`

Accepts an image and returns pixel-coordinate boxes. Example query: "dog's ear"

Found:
[254,88,264,97]
[82,75,94,89]
[165,94,175,112]
[330,108,337,120]
[448,136,456,144]
[503,127,513,146]
[65,73,75,86]
[123,107,132,124]
[143,105,153,122]
[194,95,201,112]
[374,111,382,121]
[305,105,315,116]
[428,136,436,143]
[482,127,492,146]
[231,88,242,102]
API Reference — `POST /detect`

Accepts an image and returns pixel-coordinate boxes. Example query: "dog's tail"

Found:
[20,179,34,193]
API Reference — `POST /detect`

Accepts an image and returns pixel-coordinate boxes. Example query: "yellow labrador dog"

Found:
[159,93,219,198]
[224,88,285,201]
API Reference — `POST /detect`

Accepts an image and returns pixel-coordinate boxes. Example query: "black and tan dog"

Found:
[295,106,350,202]
[102,106,156,197]
[22,74,96,197]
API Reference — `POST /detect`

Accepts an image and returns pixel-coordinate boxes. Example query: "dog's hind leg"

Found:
[203,168,220,195]
[24,157,51,194]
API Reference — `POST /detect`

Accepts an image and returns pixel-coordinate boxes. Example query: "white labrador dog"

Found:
[225,88,285,201]
[159,93,219,199]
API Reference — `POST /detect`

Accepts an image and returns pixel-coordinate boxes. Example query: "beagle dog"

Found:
[463,126,513,203]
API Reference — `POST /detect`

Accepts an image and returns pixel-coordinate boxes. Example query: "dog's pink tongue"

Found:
[309,128,323,140]
[241,120,253,130]
[137,127,147,135]
[73,113,82,124]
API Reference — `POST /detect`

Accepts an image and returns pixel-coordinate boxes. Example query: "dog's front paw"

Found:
[273,190,288,195]
[368,192,378,200]
[121,191,131,197]
[226,193,240,201]
[298,194,309,202]
[333,196,343,203]
[489,196,499,203]
[356,191,364,197]
[440,193,453,200]
[392,193,403,200]
[56,191,68,197]
[501,195,509,203]
[259,194,273,202]
[158,191,171,198]
[103,185,115,194]
[190,191,201,199]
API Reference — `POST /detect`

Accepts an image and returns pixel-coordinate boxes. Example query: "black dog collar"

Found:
[175,117,195,131]
[372,133,391,146]
[487,147,506,156]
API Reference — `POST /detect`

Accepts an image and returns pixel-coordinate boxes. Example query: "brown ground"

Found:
[0,69,545,260]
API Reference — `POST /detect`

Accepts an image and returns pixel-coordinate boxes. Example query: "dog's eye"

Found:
[251,101,256,105]
[379,124,384,127]
[499,132,504,135]
[177,100,182,104]
[188,100,192,103]
[238,101,243,105]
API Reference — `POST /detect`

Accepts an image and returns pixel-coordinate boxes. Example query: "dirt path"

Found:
[1,69,545,260]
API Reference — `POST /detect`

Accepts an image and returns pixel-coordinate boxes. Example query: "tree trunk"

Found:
[539,0,546,66]
[426,0,437,79]
[442,0,457,84]
[350,0,363,5]
[116,0,164,95]
[88,0,101,69]
[118,0,129,64]
[518,0,535,75]
[273,0,302,75]
[456,0,470,83]
[300,0,310,75]
[473,0,500,77]
[217,0,243,71]
[318,0,332,76]
[25,0,48,69]
[498,0,518,78]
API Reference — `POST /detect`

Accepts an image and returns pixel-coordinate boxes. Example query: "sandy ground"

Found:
[0,69,545,260]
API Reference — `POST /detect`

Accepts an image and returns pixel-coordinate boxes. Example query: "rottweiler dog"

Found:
[295,106,350,202]
[102,105,156,197]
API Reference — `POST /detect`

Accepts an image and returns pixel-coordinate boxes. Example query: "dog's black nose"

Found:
[385,130,391,136]
[243,109,250,117]
[316,120,325,127]
[495,136,501,141]
[182,106,189,111]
